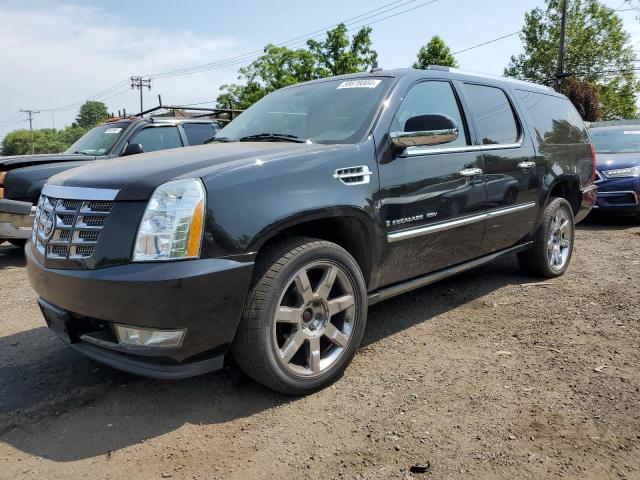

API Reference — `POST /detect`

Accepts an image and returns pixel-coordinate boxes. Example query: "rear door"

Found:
[461,83,539,254]
[377,80,487,286]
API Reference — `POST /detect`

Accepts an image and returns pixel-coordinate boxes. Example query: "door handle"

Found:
[518,161,536,169]
[459,167,483,177]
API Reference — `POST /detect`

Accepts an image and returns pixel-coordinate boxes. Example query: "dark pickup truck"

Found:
[26,67,597,394]
[0,117,220,246]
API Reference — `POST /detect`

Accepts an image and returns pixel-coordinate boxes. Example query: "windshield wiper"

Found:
[238,133,309,143]
[206,136,231,144]
[72,151,94,155]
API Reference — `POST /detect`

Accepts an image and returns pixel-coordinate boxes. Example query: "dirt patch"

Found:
[0,216,639,480]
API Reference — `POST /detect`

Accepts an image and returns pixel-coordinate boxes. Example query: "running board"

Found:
[367,242,533,306]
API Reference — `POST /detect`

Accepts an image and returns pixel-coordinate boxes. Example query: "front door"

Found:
[377,80,487,286]
[461,83,540,254]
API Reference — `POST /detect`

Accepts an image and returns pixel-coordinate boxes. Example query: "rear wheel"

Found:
[518,198,575,278]
[232,238,367,395]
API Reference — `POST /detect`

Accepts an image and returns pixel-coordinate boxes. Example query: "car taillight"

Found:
[0,171,5,198]
[589,143,597,182]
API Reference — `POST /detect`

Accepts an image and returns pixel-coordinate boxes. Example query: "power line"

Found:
[147,0,418,79]
[146,0,440,80]
[452,31,521,55]
[6,0,437,118]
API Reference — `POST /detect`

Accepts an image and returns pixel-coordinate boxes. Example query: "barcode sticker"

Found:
[337,79,382,89]
[105,128,122,134]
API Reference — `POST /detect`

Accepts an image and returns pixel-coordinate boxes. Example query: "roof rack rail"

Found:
[426,65,451,71]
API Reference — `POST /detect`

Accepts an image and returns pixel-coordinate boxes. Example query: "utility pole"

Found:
[20,109,40,154]
[130,76,152,114]
[555,0,568,91]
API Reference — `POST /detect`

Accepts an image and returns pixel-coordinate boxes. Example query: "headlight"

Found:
[133,178,205,262]
[601,166,640,178]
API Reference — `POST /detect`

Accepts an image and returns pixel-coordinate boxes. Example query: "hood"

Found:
[47,142,349,201]
[595,152,640,170]
[0,153,100,170]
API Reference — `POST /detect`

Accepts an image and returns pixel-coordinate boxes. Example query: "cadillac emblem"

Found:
[43,212,56,240]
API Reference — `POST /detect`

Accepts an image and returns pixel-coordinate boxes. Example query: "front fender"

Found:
[199,140,380,261]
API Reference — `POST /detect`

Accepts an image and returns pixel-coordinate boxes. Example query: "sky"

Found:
[1,0,639,142]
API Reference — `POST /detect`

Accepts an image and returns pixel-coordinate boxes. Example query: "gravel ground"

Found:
[0,215,639,480]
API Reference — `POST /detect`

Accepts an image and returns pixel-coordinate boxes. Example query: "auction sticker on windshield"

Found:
[337,79,382,89]
[105,128,122,134]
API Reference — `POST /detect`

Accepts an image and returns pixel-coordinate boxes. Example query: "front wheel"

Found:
[518,197,575,278]
[232,238,367,395]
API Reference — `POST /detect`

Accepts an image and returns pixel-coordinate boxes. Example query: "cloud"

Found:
[0,3,243,137]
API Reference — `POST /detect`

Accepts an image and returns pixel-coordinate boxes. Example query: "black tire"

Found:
[232,237,367,395]
[9,239,27,248]
[518,197,575,278]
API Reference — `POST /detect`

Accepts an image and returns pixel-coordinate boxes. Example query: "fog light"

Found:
[114,325,186,348]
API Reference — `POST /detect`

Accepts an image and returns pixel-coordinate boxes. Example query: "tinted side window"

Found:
[183,123,218,146]
[515,90,589,144]
[391,81,468,149]
[128,126,183,153]
[463,84,519,145]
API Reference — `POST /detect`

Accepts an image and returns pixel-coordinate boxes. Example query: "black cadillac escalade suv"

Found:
[26,68,597,394]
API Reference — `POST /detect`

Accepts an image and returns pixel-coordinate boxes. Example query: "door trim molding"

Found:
[400,142,522,157]
[387,201,536,243]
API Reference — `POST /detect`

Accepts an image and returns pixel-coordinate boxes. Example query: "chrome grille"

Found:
[32,195,113,260]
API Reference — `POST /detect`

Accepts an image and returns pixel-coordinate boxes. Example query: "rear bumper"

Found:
[575,185,597,223]
[0,198,35,239]
[26,245,255,378]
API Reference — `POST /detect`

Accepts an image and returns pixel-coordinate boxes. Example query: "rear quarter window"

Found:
[182,123,218,146]
[515,90,589,144]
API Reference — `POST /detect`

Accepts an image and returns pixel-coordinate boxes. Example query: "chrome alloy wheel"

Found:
[272,261,356,378]
[547,209,572,271]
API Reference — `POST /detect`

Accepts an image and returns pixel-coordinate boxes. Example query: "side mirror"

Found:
[122,143,144,157]
[390,114,459,149]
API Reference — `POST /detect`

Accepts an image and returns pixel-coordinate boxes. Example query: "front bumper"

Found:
[593,176,640,215]
[26,245,255,378]
[0,198,35,239]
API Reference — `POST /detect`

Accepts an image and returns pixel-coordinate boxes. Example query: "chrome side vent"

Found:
[333,165,373,185]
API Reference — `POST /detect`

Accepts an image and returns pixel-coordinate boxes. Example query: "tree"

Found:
[307,24,377,77]
[1,125,87,156]
[561,78,600,121]
[505,0,638,120]
[413,35,458,69]
[75,101,109,128]
[217,24,377,109]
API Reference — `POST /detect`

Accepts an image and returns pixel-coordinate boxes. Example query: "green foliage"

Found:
[561,78,600,121]
[1,125,88,155]
[413,35,458,69]
[217,24,377,109]
[505,0,639,120]
[75,100,109,128]
[307,24,377,77]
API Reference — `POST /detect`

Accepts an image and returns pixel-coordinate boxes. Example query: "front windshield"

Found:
[591,128,640,153]
[65,122,129,155]
[214,77,392,144]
